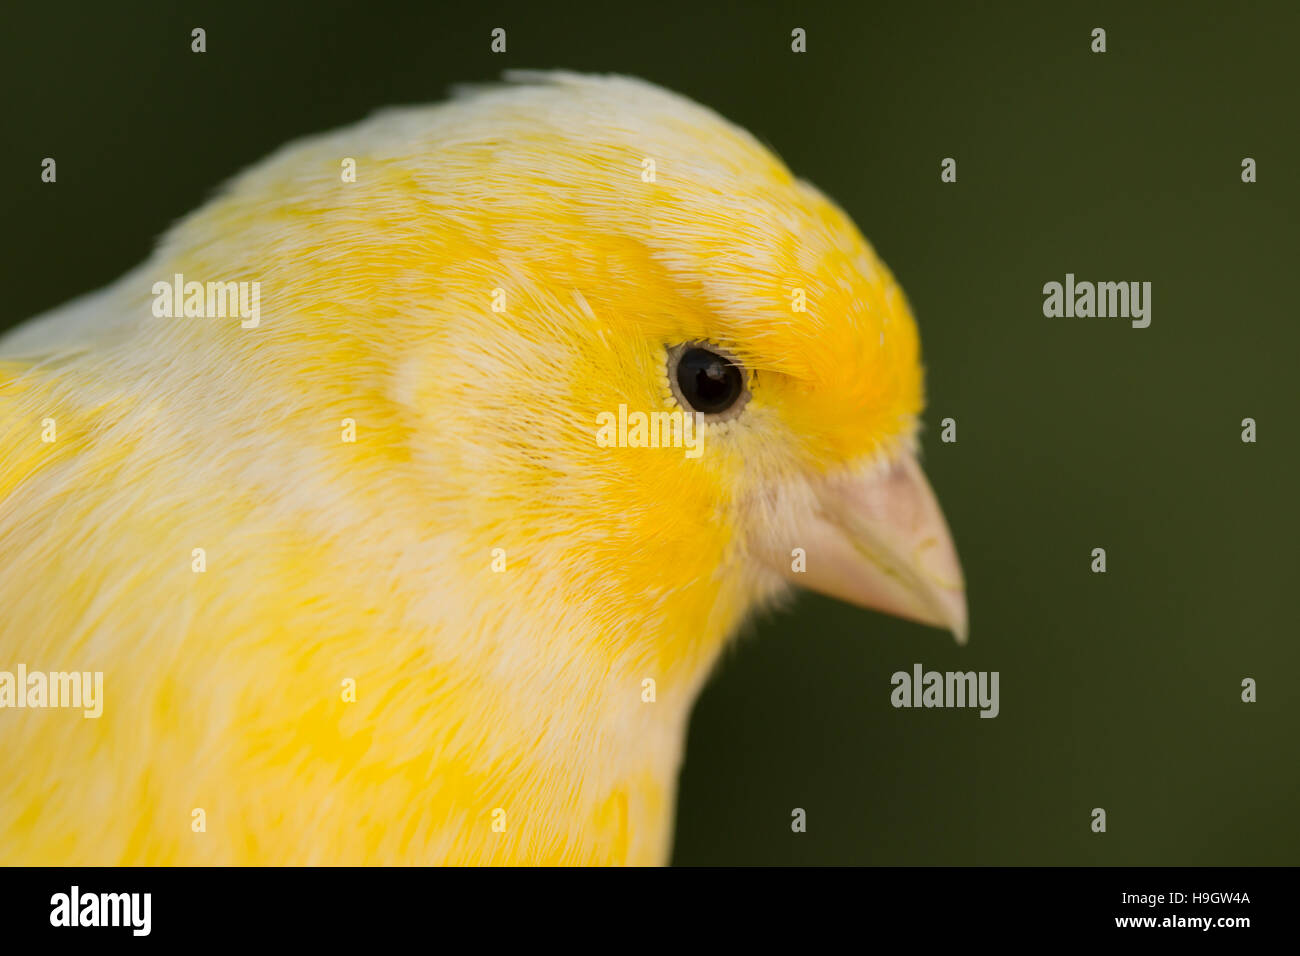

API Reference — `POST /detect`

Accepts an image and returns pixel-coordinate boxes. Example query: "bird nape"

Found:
[0,71,964,865]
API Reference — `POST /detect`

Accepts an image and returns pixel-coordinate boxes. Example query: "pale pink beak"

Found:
[762,454,968,643]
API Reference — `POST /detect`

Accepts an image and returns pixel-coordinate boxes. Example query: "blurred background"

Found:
[2,0,1296,864]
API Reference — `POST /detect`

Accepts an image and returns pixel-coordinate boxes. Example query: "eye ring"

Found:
[666,342,751,421]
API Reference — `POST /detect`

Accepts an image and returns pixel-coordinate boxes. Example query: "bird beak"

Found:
[763,453,968,643]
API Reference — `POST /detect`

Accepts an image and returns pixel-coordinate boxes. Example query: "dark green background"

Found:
[3,1,1296,864]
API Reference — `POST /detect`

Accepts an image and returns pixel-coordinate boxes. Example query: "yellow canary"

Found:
[0,72,964,865]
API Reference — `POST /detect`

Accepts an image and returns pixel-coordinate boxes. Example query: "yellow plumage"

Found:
[0,72,961,864]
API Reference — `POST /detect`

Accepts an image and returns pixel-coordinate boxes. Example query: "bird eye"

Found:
[667,343,749,418]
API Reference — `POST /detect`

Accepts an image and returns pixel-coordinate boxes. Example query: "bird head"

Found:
[155,71,966,685]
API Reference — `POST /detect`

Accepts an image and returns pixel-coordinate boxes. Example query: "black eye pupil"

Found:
[676,347,744,414]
